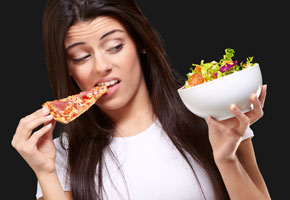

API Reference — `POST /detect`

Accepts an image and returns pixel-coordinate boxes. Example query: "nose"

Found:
[92,53,112,75]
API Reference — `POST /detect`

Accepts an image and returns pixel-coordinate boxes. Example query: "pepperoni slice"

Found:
[51,101,69,111]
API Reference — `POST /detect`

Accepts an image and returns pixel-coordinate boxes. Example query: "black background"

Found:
[2,0,289,199]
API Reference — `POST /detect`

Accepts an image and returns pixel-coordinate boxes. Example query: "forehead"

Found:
[65,16,126,46]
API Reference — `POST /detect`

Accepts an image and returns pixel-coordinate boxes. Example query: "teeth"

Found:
[97,80,118,87]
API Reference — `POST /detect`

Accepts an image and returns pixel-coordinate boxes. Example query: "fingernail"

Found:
[207,116,213,122]
[251,93,257,100]
[231,104,237,111]
[46,123,52,128]
[42,107,50,114]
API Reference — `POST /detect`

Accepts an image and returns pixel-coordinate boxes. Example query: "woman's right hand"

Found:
[11,107,57,177]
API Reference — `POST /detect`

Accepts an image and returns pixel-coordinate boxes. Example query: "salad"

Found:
[184,48,257,88]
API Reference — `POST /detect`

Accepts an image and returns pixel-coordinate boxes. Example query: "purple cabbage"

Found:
[219,60,238,73]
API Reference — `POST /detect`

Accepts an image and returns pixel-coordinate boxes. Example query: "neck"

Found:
[103,78,156,137]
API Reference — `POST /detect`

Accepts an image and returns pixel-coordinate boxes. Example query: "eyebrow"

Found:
[66,29,124,51]
[100,29,124,40]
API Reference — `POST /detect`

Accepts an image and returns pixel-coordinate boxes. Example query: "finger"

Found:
[12,108,51,151]
[258,84,267,108]
[19,107,51,126]
[246,93,264,124]
[251,93,263,115]
[230,104,250,135]
[26,123,54,147]
[43,120,56,140]
[16,107,50,136]
[206,116,229,133]
[19,114,53,141]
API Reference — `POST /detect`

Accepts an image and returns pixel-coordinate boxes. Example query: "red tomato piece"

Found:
[188,73,204,86]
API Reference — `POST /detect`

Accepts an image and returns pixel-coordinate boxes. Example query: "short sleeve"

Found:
[241,126,254,141]
[36,135,71,199]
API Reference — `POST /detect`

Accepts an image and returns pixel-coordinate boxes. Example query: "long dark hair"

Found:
[42,0,229,199]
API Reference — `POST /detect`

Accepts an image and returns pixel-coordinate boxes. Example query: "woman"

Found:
[11,0,270,199]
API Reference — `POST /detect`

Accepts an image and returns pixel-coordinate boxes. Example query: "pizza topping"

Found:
[42,85,107,124]
[73,102,81,109]
[51,101,69,111]
[79,90,92,96]
[81,92,93,99]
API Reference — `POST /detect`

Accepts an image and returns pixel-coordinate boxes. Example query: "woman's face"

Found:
[65,16,145,112]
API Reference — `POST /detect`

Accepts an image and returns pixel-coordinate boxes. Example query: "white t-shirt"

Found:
[36,120,254,200]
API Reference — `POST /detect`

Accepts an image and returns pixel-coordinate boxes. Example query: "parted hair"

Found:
[42,0,229,199]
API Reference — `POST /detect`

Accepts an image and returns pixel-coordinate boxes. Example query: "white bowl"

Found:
[177,64,263,121]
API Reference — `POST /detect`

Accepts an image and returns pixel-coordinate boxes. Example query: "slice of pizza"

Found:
[42,85,107,124]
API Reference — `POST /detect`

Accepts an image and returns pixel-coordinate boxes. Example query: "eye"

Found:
[71,54,91,64]
[106,43,124,53]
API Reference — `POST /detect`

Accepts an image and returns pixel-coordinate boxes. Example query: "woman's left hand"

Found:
[206,84,267,162]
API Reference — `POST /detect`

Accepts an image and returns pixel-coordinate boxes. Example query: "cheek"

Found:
[96,48,143,110]
[118,50,143,91]
[120,51,144,99]
[118,45,141,76]
[69,65,93,90]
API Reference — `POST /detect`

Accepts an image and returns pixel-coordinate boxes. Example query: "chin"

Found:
[96,96,129,112]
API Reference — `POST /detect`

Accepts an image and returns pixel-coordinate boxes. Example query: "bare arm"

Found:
[38,192,73,200]
[36,172,73,200]
[214,138,270,200]
[38,192,72,200]
[215,156,268,199]
[236,138,271,198]
[206,85,270,199]
[11,108,72,200]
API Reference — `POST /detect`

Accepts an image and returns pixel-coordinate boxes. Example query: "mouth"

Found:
[96,79,121,89]
[95,80,121,97]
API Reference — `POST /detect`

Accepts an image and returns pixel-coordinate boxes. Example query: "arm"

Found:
[237,139,271,198]
[11,107,72,200]
[39,193,73,200]
[206,85,271,199]
[37,172,73,200]
[215,154,268,199]
[214,139,271,200]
